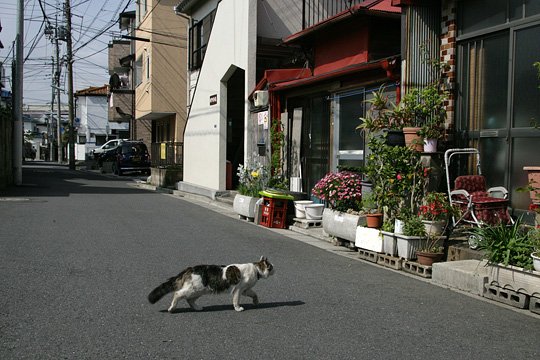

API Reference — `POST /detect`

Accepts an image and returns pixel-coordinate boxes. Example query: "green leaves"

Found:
[469,219,537,269]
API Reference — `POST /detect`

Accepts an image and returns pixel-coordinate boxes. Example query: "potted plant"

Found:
[312,170,364,242]
[364,135,427,227]
[396,215,427,260]
[415,231,446,266]
[398,84,447,152]
[530,227,540,271]
[381,219,397,256]
[356,86,406,147]
[469,218,537,270]
[418,192,452,236]
[361,192,383,228]
[233,156,268,221]
[418,121,444,153]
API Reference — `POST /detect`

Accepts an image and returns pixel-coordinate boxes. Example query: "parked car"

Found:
[100,140,151,175]
[92,139,127,160]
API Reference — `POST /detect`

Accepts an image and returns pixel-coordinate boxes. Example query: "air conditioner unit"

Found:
[253,90,269,107]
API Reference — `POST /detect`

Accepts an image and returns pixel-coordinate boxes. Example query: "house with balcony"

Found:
[108,32,135,139]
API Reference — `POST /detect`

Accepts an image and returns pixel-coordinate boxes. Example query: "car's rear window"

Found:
[121,143,148,154]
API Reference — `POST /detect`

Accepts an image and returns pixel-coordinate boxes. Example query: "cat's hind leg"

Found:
[186,296,203,311]
[242,288,259,305]
[168,289,189,313]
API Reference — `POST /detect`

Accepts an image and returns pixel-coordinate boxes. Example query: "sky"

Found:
[0,0,135,105]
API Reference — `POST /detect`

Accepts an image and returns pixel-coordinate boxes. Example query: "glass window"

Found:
[460,33,509,130]
[189,9,216,70]
[513,24,540,128]
[459,0,507,35]
[525,0,540,17]
[511,137,540,209]
[335,91,365,170]
[510,0,524,21]
[146,54,150,80]
[511,0,540,20]
[135,56,142,87]
[478,137,507,188]
[338,92,364,152]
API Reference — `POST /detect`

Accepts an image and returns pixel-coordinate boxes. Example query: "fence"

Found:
[150,142,183,168]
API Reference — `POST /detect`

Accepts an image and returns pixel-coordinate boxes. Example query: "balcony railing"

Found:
[150,142,183,168]
[302,0,364,29]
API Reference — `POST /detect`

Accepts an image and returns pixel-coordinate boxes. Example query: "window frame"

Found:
[456,3,540,210]
[189,9,217,71]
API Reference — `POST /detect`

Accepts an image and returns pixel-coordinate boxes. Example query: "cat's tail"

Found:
[148,278,176,304]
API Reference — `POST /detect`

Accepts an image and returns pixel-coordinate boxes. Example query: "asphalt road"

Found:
[1,162,539,359]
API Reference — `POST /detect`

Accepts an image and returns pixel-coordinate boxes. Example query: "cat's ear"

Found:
[260,256,267,261]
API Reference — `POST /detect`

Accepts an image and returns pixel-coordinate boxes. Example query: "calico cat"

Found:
[148,256,275,312]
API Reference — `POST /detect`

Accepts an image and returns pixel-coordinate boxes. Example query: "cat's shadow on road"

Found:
[161,300,305,314]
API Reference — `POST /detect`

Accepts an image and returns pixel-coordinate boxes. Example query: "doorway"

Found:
[226,68,245,190]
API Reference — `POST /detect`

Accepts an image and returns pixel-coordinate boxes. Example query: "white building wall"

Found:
[76,95,108,155]
[183,0,257,191]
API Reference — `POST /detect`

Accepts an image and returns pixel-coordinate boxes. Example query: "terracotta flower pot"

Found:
[366,213,383,228]
[523,166,540,204]
[403,127,423,152]
[416,251,445,266]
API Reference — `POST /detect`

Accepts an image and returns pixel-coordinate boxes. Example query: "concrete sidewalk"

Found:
[130,179,540,319]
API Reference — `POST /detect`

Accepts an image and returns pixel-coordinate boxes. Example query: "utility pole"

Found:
[54,18,62,164]
[65,0,75,170]
[13,0,23,185]
[45,14,63,163]
[50,57,55,161]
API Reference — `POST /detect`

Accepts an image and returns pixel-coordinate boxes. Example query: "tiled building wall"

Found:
[441,0,456,130]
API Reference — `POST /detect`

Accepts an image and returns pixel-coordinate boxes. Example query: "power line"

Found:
[72,0,132,55]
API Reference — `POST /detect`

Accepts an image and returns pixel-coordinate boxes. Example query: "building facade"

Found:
[135,0,188,166]
[174,0,303,193]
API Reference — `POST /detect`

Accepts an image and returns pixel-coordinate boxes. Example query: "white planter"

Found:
[483,260,540,296]
[355,226,383,252]
[532,252,540,272]
[233,194,259,220]
[422,220,446,236]
[423,138,438,153]
[322,208,366,242]
[294,200,314,219]
[381,230,397,256]
[304,204,324,220]
[396,234,426,260]
[394,219,405,235]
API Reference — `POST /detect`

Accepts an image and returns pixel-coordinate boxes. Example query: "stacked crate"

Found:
[260,196,288,229]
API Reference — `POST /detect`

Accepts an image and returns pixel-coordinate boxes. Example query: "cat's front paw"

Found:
[252,296,259,305]
[234,306,244,312]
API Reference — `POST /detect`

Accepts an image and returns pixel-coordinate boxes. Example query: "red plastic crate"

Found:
[262,197,287,210]
[260,206,287,229]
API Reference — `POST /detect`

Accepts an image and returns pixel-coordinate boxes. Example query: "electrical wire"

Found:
[72,0,132,55]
